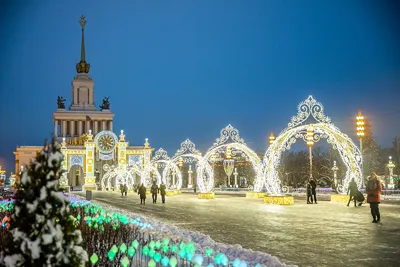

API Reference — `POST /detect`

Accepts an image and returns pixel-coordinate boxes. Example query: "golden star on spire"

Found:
[79,15,87,28]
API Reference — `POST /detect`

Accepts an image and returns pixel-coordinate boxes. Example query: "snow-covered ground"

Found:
[75,192,400,267]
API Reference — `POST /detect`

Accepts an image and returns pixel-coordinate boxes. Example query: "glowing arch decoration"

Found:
[101,164,142,191]
[145,148,169,187]
[197,124,264,193]
[264,96,362,195]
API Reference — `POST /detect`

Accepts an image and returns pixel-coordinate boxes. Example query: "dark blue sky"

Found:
[0,0,399,172]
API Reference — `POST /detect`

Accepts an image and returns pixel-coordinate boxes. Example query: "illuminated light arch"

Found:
[146,148,171,187]
[263,96,362,195]
[162,139,213,190]
[101,164,142,191]
[197,124,264,193]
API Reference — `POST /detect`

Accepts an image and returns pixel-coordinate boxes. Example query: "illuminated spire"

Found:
[76,15,90,73]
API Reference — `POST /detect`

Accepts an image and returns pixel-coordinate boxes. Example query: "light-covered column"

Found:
[188,165,193,188]
[94,121,99,134]
[62,120,67,137]
[102,120,106,131]
[78,121,83,136]
[60,138,68,187]
[54,120,58,137]
[70,120,75,137]
[83,130,96,190]
[117,130,128,172]
[109,121,113,132]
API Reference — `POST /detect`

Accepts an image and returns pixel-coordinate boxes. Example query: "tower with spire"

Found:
[52,15,114,139]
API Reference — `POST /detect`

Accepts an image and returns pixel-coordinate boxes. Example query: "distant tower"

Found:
[70,15,96,111]
[53,16,114,139]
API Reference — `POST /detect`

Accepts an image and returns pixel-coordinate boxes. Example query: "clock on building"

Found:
[94,131,118,154]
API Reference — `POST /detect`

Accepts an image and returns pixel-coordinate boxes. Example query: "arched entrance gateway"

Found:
[263,96,362,199]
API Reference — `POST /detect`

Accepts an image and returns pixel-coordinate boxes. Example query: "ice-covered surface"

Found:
[71,194,292,267]
[75,192,400,267]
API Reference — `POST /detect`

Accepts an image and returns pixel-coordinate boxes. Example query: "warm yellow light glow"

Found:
[356,111,365,137]
[198,192,215,199]
[264,195,294,205]
[269,132,275,145]
[306,125,314,147]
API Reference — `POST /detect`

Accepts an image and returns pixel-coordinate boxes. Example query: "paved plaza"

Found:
[76,192,400,267]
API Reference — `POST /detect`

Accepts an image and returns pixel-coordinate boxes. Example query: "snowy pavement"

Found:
[75,192,400,267]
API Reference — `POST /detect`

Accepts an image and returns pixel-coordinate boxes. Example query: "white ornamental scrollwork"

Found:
[212,124,245,148]
[68,155,84,171]
[153,148,170,161]
[287,95,332,129]
[174,139,197,157]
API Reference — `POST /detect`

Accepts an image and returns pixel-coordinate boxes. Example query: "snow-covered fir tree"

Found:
[362,119,381,178]
[1,138,87,267]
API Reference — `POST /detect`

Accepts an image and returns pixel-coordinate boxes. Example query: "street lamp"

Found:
[188,165,193,188]
[269,131,275,146]
[223,146,234,187]
[306,125,314,179]
[356,111,365,187]
[178,157,184,170]
[331,160,339,188]
[0,165,6,186]
[387,156,396,189]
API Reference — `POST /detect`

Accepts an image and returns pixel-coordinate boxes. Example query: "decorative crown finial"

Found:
[79,15,87,28]
[76,15,90,74]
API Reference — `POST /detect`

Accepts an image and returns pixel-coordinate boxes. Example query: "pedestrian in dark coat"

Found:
[366,172,382,223]
[306,180,313,204]
[356,190,365,206]
[138,183,147,204]
[159,183,167,204]
[310,179,317,204]
[120,184,127,197]
[347,178,358,207]
[151,182,159,203]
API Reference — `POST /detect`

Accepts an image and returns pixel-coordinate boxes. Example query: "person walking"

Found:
[366,172,382,223]
[159,183,167,204]
[310,179,317,204]
[306,180,313,204]
[151,182,159,203]
[138,183,147,205]
[347,178,358,207]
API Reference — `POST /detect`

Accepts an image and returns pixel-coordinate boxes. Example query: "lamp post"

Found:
[172,169,176,189]
[356,111,365,187]
[223,146,234,187]
[269,131,275,146]
[178,157,183,170]
[233,167,238,188]
[387,156,395,189]
[188,165,193,188]
[332,160,339,188]
[306,125,314,179]
[0,165,6,186]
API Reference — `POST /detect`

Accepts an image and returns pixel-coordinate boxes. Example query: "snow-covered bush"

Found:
[1,138,88,267]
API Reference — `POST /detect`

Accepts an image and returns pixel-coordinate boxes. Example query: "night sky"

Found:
[0,0,399,173]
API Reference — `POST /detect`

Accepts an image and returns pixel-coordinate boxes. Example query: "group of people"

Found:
[348,172,382,223]
[306,179,317,204]
[138,182,167,205]
[118,182,168,205]
[306,172,383,223]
